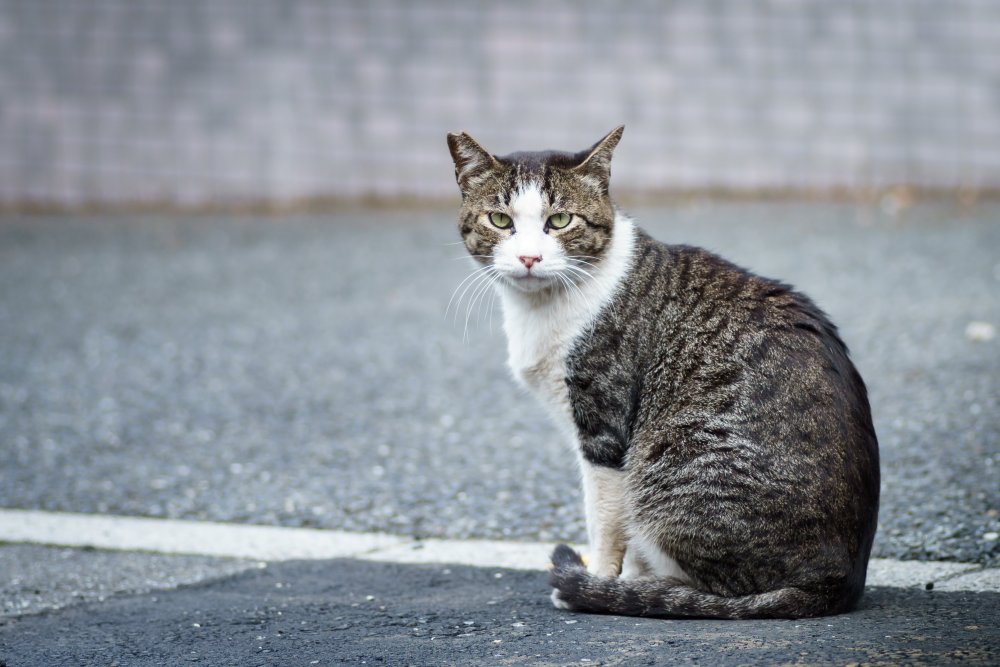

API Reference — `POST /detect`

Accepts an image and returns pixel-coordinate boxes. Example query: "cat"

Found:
[446,126,880,619]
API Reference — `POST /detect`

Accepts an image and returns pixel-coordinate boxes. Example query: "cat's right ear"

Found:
[447,132,498,195]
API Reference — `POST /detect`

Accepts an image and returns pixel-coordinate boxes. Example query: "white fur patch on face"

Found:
[509,181,545,223]
[493,182,561,292]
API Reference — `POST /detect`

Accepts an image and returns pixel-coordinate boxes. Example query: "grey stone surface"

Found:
[0,202,998,566]
[864,559,980,590]
[1,558,998,666]
[1,1,999,205]
[0,544,258,618]
[936,567,1000,593]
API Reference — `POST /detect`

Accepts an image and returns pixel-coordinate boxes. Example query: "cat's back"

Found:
[625,231,837,342]
[618,231,864,398]
[570,226,878,494]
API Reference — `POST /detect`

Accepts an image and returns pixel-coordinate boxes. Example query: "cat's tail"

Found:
[549,544,838,620]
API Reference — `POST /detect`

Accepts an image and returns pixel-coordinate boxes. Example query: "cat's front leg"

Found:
[580,461,628,578]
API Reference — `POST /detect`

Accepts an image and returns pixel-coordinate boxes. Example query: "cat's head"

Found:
[447,127,624,294]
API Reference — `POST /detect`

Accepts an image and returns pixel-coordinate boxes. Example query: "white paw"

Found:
[550,589,575,611]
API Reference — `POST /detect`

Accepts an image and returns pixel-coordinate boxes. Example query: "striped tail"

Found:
[549,544,842,620]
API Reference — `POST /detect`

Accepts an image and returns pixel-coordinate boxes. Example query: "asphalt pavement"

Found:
[0,201,998,663]
[1,201,997,561]
[2,558,999,666]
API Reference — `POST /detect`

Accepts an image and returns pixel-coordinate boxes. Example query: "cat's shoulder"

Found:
[628,227,773,294]
[627,225,838,332]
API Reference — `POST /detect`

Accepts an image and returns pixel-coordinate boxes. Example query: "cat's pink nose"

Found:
[519,255,542,269]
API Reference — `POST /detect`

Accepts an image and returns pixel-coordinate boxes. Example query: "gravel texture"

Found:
[0,544,257,618]
[2,558,998,666]
[0,202,997,564]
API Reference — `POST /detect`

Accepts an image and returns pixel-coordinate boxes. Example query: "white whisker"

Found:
[556,271,591,312]
[487,282,498,333]
[559,263,617,328]
[446,264,492,313]
[454,268,499,325]
[464,269,501,341]
[446,264,495,320]
[471,274,497,333]
[561,264,597,286]
[565,256,602,271]
[562,262,595,277]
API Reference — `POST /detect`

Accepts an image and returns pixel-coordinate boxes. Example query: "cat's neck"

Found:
[498,214,636,398]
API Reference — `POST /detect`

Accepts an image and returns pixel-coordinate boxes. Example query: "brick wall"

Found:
[1,0,998,206]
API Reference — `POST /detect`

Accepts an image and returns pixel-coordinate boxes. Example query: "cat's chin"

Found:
[503,274,557,294]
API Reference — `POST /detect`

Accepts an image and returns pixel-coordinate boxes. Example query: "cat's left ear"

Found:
[572,125,624,190]
[447,132,499,195]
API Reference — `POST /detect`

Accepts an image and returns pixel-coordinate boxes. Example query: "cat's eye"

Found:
[488,212,513,229]
[547,212,572,230]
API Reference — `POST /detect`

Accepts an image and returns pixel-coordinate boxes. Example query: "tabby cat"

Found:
[446,127,879,619]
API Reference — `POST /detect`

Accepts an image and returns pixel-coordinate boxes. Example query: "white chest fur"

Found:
[498,215,636,440]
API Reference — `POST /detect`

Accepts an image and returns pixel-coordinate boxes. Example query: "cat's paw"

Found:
[550,588,576,611]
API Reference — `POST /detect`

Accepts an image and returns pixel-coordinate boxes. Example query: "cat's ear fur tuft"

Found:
[447,132,498,194]
[572,125,624,191]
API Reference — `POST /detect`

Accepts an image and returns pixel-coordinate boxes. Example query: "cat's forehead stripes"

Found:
[495,150,586,208]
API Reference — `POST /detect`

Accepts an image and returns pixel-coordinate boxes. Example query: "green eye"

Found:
[547,212,572,229]
[488,212,513,229]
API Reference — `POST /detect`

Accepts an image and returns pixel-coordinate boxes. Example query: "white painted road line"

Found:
[0,509,554,568]
[0,509,406,561]
[0,509,995,592]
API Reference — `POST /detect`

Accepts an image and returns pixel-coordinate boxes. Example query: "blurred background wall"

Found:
[1,0,998,209]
